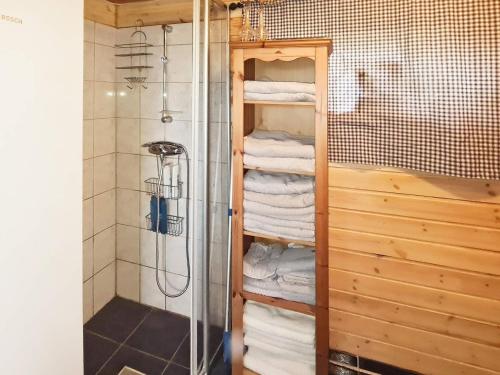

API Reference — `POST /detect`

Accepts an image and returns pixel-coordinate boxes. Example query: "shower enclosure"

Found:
[82,1,229,374]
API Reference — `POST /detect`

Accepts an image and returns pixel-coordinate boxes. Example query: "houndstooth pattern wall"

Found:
[248,0,500,179]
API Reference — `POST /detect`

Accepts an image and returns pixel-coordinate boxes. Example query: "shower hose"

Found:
[154,147,190,298]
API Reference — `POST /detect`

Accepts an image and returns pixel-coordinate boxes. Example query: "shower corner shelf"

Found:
[145,213,184,237]
[144,178,183,200]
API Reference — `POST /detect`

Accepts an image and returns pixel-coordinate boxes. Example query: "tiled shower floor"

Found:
[84,297,225,375]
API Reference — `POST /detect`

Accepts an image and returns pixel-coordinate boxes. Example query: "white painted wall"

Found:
[0,0,83,374]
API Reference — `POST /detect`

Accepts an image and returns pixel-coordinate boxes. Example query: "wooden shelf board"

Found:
[241,291,316,316]
[243,230,316,247]
[243,368,259,375]
[244,100,315,107]
[244,165,316,177]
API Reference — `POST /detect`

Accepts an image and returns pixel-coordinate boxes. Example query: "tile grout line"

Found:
[161,331,190,375]
[94,309,153,375]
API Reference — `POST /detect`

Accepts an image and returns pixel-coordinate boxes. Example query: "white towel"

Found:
[244,80,316,95]
[277,248,316,275]
[243,242,284,280]
[277,277,315,295]
[244,199,316,222]
[244,130,315,159]
[244,212,315,231]
[244,301,316,345]
[245,190,315,208]
[280,272,315,285]
[245,330,315,365]
[244,153,315,174]
[244,347,315,375]
[245,92,316,102]
[244,326,316,358]
[244,276,315,305]
[244,218,315,242]
[244,171,315,195]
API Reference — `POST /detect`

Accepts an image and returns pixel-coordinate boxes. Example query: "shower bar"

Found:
[161,24,173,123]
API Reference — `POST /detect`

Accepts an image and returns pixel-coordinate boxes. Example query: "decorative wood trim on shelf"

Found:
[243,231,316,247]
[231,39,333,55]
[244,100,316,107]
[241,291,316,316]
[244,165,316,177]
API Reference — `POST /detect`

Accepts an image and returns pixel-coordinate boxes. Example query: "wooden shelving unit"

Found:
[231,39,332,375]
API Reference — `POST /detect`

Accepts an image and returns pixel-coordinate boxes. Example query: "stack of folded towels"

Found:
[244,130,315,174]
[244,80,316,103]
[244,169,316,242]
[244,300,316,375]
[244,242,316,305]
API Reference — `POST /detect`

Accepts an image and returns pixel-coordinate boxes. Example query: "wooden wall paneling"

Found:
[331,290,500,347]
[330,331,498,375]
[329,167,500,204]
[329,208,500,252]
[330,270,500,325]
[329,228,500,275]
[85,0,117,27]
[329,249,500,300]
[330,309,500,371]
[330,187,500,229]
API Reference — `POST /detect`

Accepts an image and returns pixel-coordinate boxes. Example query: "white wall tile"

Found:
[94,189,116,233]
[117,224,140,263]
[167,83,192,121]
[83,159,93,200]
[141,25,164,46]
[116,188,140,227]
[95,23,116,47]
[139,228,165,270]
[139,191,153,230]
[140,266,165,309]
[93,225,116,273]
[164,120,192,158]
[116,83,140,118]
[117,260,140,302]
[117,118,140,154]
[83,238,94,282]
[94,82,116,118]
[84,20,95,43]
[93,153,116,195]
[117,153,140,190]
[166,23,192,46]
[83,198,94,240]
[140,83,162,120]
[83,279,93,323]
[93,262,116,313]
[84,42,95,81]
[83,120,94,160]
[83,81,94,120]
[94,118,116,156]
[164,272,192,317]
[95,44,116,82]
[140,120,165,154]
[140,155,157,191]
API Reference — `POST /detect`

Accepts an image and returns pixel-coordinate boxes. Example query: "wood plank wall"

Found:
[328,164,500,375]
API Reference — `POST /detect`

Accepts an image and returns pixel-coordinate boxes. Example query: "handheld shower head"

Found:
[142,141,184,156]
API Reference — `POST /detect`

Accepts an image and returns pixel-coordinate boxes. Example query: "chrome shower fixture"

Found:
[160,24,174,123]
[142,141,184,156]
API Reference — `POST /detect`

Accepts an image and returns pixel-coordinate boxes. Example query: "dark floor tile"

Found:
[171,324,223,368]
[84,331,119,375]
[126,309,190,360]
[210,355,228,375]
[163,363,190,375]
[85,297,152,343]
[98,346,168,375]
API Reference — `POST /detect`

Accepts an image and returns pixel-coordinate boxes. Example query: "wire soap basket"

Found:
[144,178,183,200]
[145,213,184,237]
[115,19,153,90]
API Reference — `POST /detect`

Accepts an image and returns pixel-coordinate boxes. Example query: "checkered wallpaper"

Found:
[248,0,499,179]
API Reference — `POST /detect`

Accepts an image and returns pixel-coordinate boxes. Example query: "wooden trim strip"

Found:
[241,291,315,316]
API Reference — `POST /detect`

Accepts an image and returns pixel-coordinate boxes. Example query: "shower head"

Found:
[142,141,184,156]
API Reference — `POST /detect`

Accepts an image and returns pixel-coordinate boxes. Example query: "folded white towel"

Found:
[245,92,316,102]
[245,190,315,208]
[244,130,315,159]
[244,199,316,222]
[244,326,316,358]
[243,242,284,280]
[244,80,316,95]
[277,247,316,275]
[244,154,315,174]
[244,212,315,231]
[244,346,315,375]
[245,330,315,365]
[244,276,315,305]
[244,171,315,195]
[277,277,315,295]
[281,272,315,285]
[244,218,315,242]
[244,301,316,345]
